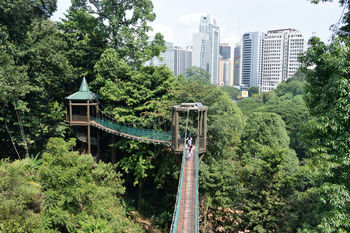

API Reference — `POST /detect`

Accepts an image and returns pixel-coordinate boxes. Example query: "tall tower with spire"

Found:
[192,14,220,85]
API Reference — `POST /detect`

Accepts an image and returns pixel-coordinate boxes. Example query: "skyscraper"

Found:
[192,32,210,70]
[220,43,231,59]
[241,32,265,88]
[192,14,220,85]
[260,29,306,92]
[233,44,241,87]
[174,46,192,76]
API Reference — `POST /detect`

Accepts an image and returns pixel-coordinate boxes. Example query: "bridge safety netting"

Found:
[90,117,172,143]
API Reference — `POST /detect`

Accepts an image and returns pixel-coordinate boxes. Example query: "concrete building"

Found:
[241,32,265,89]
[192,14,220,85]
[233,44,241,88]
[229,58,234,86]
[219,55,233,86]
[174,46,192,76]
[192,32,210,70]
[260,28,306,92]
[220,43,231,59]
[147,41,175,73]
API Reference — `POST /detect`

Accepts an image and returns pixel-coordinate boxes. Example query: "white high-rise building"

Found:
[174,46,192,76]
[241,32,265,89]
[192,32,210,69]
[260,29,306,92]
[192,14,220,85]
[147,42,175,73]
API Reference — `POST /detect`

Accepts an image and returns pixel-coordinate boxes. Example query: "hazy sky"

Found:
[52,0,344,47]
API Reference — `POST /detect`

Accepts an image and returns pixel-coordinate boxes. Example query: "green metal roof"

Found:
[66,77,100,100]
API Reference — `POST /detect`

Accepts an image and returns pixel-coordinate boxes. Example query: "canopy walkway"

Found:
[66,78,204,232]
[90,117,172,145]
[170,140,199,233]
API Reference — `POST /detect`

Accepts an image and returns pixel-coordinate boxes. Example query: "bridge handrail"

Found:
[169,146,186,233]
[170,110,189,233]
[195,137,199,233]
[90,117,172,142]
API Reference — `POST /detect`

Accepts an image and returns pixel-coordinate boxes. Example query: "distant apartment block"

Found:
[174,46,192,76]
[192,32,210,70]
[220,43,231,59]
[241,32,265,89]
[233,44,241,87]
[147,41,175,74]
[260,29,306,92]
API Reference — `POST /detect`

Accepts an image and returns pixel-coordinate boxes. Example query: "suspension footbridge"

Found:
[66,78,206,232]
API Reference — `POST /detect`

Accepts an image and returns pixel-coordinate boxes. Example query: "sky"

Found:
[52,0,344,47]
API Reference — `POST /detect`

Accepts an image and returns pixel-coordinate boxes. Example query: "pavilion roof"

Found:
[65,77,100,100]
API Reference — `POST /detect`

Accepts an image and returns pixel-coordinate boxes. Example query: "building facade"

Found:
[174,46,192,76]
[192,15,220,85]
[220,43,231,59]
[241,32,265,89]
[192,32,210,70]
[260,29,305,92]
[233,44,241,87]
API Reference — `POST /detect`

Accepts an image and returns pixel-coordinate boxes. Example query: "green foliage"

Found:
[0,159,43,233]
[68,0,165,67]
[184,66,211,84]
[295,37,350,232]
[94,48,175,127]
[39,138,142,232]
[0,138,143,232]
[247,86,259,97]
[242,112,290,155]
[238,74,309,159]
[0,20,74,158]
[220,86,241,100]
[238,146,299,232]
[0,0,57,44]
[59,8,107,81]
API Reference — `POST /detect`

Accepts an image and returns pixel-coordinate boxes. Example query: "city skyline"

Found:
[53,0,345,47]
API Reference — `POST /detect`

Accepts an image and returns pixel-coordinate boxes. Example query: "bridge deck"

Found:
[176,149,196,233]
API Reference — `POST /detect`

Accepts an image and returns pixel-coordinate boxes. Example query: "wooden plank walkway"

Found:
[176,148,196,233]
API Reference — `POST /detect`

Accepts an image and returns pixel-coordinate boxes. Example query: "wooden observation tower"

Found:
[171,103,207,154]
[65,78,100,155]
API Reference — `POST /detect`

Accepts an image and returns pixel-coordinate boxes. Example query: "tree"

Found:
[67,0,165,67]
[241,112,290,156]
[237,75,310,159]
[184,66,211,84]
[237,146,299,232]
[220,86,241,100]
[59,8,107,82]
[295,36,350,232]
[0,20,75,158]
[0,159,44,233]
[248,86,259,97]
[0,0,57,44]
[0,138,143,232]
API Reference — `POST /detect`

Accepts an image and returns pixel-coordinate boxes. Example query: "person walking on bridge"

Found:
[188,144,193,160]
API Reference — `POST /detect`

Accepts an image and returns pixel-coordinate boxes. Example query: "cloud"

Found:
[222,34,240,45]
[179,12,206,26]
[150,24,175,42]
